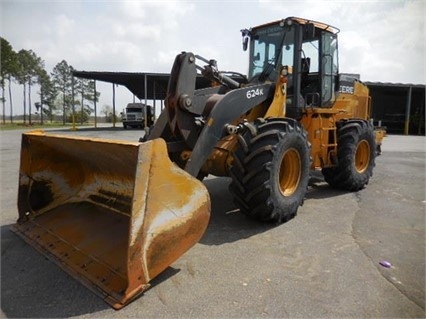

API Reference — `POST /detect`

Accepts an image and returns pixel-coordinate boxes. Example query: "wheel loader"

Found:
[11,17,385,309]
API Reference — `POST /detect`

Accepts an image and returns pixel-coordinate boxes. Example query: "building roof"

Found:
[73,71,212,100]
[73,70,425,100]
[365,81,426,89]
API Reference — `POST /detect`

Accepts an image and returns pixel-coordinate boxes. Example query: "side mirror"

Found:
[243,37,249,51]
[240,29,251,51]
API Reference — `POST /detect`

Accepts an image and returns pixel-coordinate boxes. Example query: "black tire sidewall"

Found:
[323,121,376,191]
[268,128,311,217]
[230,118,310,223]
[343,123,376,188]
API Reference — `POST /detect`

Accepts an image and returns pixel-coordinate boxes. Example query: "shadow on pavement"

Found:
[1,225,108,318]
[200,177,277,246]
[306,171,348,200]
[200,175,349,246]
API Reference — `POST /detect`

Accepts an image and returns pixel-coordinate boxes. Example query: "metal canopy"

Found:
[73,71,212,100]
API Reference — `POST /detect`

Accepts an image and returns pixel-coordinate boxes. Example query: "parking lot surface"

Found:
[1,127,425,318]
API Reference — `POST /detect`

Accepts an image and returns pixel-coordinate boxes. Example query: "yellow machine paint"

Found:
[299,79,385,169]
[12,131,210,309]
[204,69,385,175]
[11,17,386,310]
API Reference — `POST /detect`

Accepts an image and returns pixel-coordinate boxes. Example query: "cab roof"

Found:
[252,17,340,34]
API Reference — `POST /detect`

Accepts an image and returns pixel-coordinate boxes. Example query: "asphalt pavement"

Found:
[0,126,424,318]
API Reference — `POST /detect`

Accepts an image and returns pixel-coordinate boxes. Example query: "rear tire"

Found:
[230,118,310,223]
[322,120,376,191]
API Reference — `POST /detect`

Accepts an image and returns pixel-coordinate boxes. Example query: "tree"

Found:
[51,60,74,125]
[16,49,43,124]
[27,51,44,125]
[15,50,28,124]
[36,68,56,124]
[0,37,18,123]
[74,77,100,124]
[101,104,115,123]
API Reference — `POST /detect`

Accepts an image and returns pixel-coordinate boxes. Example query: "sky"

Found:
[1,0,425,117]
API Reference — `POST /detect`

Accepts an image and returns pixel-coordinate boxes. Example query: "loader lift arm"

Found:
[148,52,274,177]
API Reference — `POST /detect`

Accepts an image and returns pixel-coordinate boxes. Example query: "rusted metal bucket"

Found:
[11,131,210,309]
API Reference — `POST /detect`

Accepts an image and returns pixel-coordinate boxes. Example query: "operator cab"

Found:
[242,17,339,116]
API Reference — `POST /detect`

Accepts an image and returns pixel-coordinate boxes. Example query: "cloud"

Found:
[1,0,424,116]
[54,14,76,39]
[257,0,424,83]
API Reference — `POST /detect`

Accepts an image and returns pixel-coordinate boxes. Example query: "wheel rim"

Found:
[279,148,301,196]
[355,140,370,173]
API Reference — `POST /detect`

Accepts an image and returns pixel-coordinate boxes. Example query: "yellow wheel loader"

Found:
[12,17,385,309]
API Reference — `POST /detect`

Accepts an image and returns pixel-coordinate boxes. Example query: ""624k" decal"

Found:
[246,88,264,99]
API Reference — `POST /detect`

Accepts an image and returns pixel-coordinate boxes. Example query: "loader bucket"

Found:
[11,131,210,309]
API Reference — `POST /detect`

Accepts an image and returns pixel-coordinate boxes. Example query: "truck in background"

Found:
[121,103,154,129]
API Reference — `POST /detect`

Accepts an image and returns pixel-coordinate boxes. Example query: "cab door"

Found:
[321,32,339,107]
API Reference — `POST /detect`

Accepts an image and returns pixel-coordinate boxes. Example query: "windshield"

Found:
[127,107,144,113]
[249,24,295,80]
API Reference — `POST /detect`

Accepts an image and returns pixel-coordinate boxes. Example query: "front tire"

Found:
[322,120,376,191]
[230,118,310,223]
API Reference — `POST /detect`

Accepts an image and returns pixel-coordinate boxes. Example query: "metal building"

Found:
[73,71,425,136]
[366,82,425,136]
